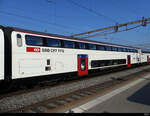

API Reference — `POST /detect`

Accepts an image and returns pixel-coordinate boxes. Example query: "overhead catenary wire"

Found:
[110,0,143,18]
[66,0,118,23]
[0,10,84,34]
[107,35,137,44]
[80,24,143,39]
[3,4,88,33]
[71,17,150,38]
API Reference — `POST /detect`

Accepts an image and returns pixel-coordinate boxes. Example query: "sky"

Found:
[0,0,150,50]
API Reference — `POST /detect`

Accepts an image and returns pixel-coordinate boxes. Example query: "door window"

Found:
[80,58,86,71]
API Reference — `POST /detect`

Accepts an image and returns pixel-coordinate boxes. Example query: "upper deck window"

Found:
[46,38,61,47]
[64,40,75,48]
[97,45,106,51]
[26,35,44,46]
[126,49,130,52]
[118,48,122,52]
[133,49,137,53]
[79,43,86,49]
[112,47,118,51]
[122,48,127,52]
[88,44,96,50]
[129,49,133,52]
[135,50,138,53]
[105,46,112,51]
[124,48,128,52]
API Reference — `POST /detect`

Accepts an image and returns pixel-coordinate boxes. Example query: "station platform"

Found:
[70,74,150,113]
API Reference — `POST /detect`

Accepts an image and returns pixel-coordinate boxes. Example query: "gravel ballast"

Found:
[0,65,150,112]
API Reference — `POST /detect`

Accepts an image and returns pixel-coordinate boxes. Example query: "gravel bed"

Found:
[0,65,150,112]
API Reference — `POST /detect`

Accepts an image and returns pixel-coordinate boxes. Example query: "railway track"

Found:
[0,64,150,113]
[10,67,150,113]
[0,65,128,98]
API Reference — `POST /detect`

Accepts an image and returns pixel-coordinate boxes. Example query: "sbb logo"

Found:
[34,48,40,52]
[26,47,41,52]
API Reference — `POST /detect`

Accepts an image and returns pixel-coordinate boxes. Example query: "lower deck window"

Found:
[91,59,126,68]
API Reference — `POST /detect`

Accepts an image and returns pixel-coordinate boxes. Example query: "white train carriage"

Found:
[0,26,150,86]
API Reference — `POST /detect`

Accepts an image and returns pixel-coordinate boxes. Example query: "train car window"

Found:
[115,47,118,51]
[133,49,136,53]
[80,58,86,71]
[124,48,128,52]
[26,35,44,46]
[63,40,75,48]
[105,46,112,51]
[75,42,79,49]
[17,34,21,38]
[123,48,127,52]
[79,43,86,49]
[88,44,96,50]
[91,59,126,68]
[120,48,125,52]
[129,49,132,52]
[132,49,136,53]
[107,60,113,66]
[113,60,118,65]
[122,48,125,52]
[129,49,131,52]
[135,49,137,53]
[112,47,118,51]
[126,49,130,52]
[120,48,124,52]
[134,49,137,52]
[111,47,115,51]
[118,59,126,64]
[46,38,61,47]
[135,50,138,53]
[91,60,99,68]
[17,34,22,47]
[118,48,122,52]
[97,45,106,51]
[85,43,89,49]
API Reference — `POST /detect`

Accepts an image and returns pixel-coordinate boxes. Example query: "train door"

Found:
[127,55,131,67]
[78,54,88,76]
[0,29,4,81]
[147,55,149,64]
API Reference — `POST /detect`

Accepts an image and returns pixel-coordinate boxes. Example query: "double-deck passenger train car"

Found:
[0,25,150,89]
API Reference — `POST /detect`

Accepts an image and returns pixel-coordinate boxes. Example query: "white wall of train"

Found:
[11,31,149,80]
[0,27,150,82]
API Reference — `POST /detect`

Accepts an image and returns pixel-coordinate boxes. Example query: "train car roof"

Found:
[1,25,140,49]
